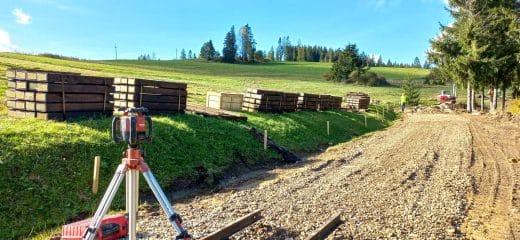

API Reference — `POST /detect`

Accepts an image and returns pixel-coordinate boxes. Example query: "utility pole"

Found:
[114,44,118,60]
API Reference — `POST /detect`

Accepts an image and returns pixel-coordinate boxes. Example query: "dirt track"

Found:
[138,113,520,239]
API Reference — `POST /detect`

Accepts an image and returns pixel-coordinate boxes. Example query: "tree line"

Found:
[428,0,519,113]
[157,24,427,68]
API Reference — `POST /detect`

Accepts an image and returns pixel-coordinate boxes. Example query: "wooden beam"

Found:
[304,212,342,240]
[201,209,263,240]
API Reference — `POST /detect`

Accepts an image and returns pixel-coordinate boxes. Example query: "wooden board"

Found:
[23,102,113,112]
[8,109,112,120]
[114,77,187,89]
[201,210,262,240]
[114,85,187,95]
[114,101,186,110]
[113,93,187,102]
[304,212,342,240]
[246,88,283,95]
[187,104,247,121]
[16,81,113,93]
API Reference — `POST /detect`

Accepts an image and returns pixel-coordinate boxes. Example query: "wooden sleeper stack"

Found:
[345,92,370,110]
[113,77,187,114]
[242,89,298,113]
[6,69,114,120]
[297,93,320,111]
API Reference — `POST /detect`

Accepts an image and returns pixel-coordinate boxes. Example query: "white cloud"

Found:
[0,29,17,52]
[12,8,32,25]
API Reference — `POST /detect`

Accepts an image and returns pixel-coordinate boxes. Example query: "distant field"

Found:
[0,53,444,105]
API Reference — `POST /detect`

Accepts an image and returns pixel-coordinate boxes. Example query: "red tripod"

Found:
[83,108,190,240]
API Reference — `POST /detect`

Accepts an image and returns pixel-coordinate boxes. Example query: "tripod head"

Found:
[112,107,152,147]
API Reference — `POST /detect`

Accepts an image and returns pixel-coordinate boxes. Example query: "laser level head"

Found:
[112,107,152,146]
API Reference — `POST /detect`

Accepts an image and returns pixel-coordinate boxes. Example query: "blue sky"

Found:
[0,0,451,63]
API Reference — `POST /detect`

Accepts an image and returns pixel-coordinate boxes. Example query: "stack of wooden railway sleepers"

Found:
[345,92,370,110]
[297,93,320,111]
[318,94,332,110]
[242,89,299,113]
[113,77,187,114]
[5,69,114,120]
[329,96,343,109]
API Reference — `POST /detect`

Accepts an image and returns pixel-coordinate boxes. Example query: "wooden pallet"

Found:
[187,104,247,121]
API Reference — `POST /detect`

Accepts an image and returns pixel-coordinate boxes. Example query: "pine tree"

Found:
[180,49,186,60]
[387,59,393,67]
[200,40,216,61]
[377,56,384,67]
[222,26,237,63]
[188,50,193,59]
[413,57,421,68]
[402,78,421,105]
[276,37,284,61]
[268,46,275,61]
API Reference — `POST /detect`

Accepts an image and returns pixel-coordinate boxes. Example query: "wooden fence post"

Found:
[264,130,267,151]
[93,156,100,194]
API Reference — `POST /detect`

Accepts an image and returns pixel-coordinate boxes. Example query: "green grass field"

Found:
[0,53,442,105]
[0,53,422,239]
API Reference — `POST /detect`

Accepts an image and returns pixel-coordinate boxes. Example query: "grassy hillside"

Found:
[0,53,404,239]
[0,53,441,105]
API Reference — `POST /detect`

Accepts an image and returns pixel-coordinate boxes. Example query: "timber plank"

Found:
[201,210,262,240]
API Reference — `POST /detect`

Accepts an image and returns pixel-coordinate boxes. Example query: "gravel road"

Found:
[135,113,520,240]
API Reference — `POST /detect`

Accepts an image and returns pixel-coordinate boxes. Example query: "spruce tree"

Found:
[222,26,237,63]
[268,46,275,61]
[402,78,421,105]
[180,49,186,60]
[413,57,421,68]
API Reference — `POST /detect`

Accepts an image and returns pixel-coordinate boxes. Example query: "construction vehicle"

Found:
[437,90,456,104]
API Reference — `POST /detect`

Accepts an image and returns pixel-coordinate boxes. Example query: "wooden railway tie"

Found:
[201,209,263,240]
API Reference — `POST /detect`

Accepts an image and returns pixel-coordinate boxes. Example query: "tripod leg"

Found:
[142,170,190,239]
[83,164,127,240]
[127,169,139,240]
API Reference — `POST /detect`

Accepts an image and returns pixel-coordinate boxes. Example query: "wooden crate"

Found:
[206,92,243,111]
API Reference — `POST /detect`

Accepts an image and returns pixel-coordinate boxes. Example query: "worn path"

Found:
[137,113,520,239]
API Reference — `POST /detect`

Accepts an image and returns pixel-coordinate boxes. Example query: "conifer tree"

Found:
[222,26,237,63]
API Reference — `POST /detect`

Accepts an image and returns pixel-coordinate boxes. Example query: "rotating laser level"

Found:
[79,107,190,240]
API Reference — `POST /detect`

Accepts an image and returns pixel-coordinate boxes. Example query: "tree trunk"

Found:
[490,87,497,113]
[502,87,506,112]
[467,83,472,112]
[471,88,475,112]
[481,87,485,112]
[493,87,498,112]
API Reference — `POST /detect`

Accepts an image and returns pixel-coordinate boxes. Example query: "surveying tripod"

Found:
[83,107,190,240]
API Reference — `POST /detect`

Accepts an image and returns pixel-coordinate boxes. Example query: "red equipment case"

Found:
[61,214,128,240]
